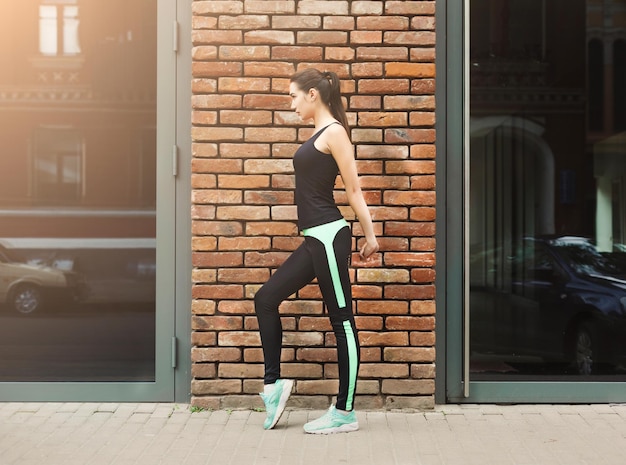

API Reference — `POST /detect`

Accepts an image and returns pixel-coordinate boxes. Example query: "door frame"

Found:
[0,0,191,402]
[435,0,626,404]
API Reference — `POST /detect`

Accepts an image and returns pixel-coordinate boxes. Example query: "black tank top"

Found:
[293,123,344,230]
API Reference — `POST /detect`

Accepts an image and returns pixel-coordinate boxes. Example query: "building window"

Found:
[39,2,80,56]
[33,128,83,204]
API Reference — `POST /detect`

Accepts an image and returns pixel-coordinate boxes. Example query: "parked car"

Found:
[0,245,83,315]
[471,236,626,375]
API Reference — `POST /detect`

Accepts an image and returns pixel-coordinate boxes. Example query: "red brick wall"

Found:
[190,0,436,411]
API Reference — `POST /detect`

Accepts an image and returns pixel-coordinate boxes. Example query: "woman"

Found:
[255,68,379,434]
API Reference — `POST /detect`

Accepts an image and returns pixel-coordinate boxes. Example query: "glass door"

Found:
[444,0,626,402]
[0,0,177,400]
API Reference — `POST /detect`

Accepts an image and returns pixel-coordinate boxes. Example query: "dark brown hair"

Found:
[290,68,350,134]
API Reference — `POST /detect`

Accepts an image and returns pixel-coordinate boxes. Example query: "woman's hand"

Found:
[359,237,379,260]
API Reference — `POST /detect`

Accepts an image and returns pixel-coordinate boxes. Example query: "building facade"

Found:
[1,0,625,406]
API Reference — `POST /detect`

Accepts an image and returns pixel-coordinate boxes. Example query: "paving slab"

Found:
[1,403,625,464]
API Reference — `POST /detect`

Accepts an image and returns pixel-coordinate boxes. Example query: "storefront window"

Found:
[470,0,626,380]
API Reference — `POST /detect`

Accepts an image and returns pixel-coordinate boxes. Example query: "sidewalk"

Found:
[1,402,625,465]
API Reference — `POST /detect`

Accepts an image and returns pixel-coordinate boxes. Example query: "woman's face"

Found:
[289,82,315,121]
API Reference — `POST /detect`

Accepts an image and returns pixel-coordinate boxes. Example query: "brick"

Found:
[218,174,269,189]
[323,16,355,30]
[219,15,270,30]
[216,206,270,220]
[297,348,337,362]
[384,95,435,110]
[325,47,355,61]
[218,268,270,283]
[245,1,295,13]
[411,363,436,379]
[352,285,383,299]
[359,331,409,346]
[351,1,384,15]
[244,61,295,77]
[192,363,216,378]
[410,300,436,315]
[272,46,323,61]
[296,380,339,394]
[192,78,218,94]
[245,30,294,45]
[192,159,242,173]
[386,160,435,174]
[218,300,256,314]
[358,78,409,94]
[245,251,291,267]
[283,332,324,346]
[358,112,407,127]
[191,379,242,395]
[246,221,298,236]
[219,45,270,60]
[218,363,264,378]
[357,16,408,30]
[357,269,410,283]
[192,189,241,205]
[360,364,409,378]
[219,237,270,251]
[282,364,324,379]
[192,221,243,236]
[219,110,272,125]
[219,331,262,346]
[192,46,218,61]
[411,237,436,251]
[244,94,291,109]
[220,143,270,158]
[245,127,296,143]
[244,159,293,174]
[192,30,242,45]
[410,332,436,347]
[381,379,435,395]
[358,300,408,315]
[192,269,217,283]
[193,252,243,268]
[297,31,348,45]
[272,15,321,29]
[385,1,436,15]
[192,94,242,109]
[357,47,408,61]
[350,31,383,44]
[193,284,244,300]
[192,62,242,78]
[191,347,241,363]
[297,1,349,15]
[351,62,383,78]
[385,285,435,300]
[384,31,436,46]
[386,316,435,331]
[411,268,436,283]
[191,300,216,316]
[192,1,243,15]
[354,316,384,330]
[192,236,218,251]
[385,128,435,144]
[192,127,243,142]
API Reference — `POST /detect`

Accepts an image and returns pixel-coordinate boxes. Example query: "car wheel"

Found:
[11,284,43,315]
[574,323,596,376]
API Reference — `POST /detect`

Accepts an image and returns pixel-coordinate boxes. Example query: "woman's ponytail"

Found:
[290,68,350,136]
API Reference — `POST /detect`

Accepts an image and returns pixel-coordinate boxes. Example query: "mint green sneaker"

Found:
[259,379,294,430]
[303,405,359,434]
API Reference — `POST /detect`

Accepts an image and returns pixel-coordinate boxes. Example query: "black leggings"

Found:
[254,219,360,411]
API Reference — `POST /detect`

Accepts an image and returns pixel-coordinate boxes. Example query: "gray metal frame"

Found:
[0,0,191,402]
[436,0,626,404]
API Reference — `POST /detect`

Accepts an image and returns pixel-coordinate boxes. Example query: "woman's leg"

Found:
[254,242,316,384]
[303,223,359,412]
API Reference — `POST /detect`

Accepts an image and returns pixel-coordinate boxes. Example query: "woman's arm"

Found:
[324,125,379,259]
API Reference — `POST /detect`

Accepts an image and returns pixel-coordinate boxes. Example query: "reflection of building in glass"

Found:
[0,1,157,307]
[0,0,157,240]
[469,0,626,252]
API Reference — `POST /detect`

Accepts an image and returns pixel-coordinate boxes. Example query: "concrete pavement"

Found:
[1,402,626,464]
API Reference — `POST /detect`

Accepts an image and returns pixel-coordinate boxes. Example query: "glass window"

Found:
[470,0,626,381]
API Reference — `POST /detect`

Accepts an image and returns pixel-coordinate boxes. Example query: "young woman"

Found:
[255,68,379,434]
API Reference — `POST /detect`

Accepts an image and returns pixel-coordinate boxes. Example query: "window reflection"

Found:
[470,0,626,380]
[0,0,157,382]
